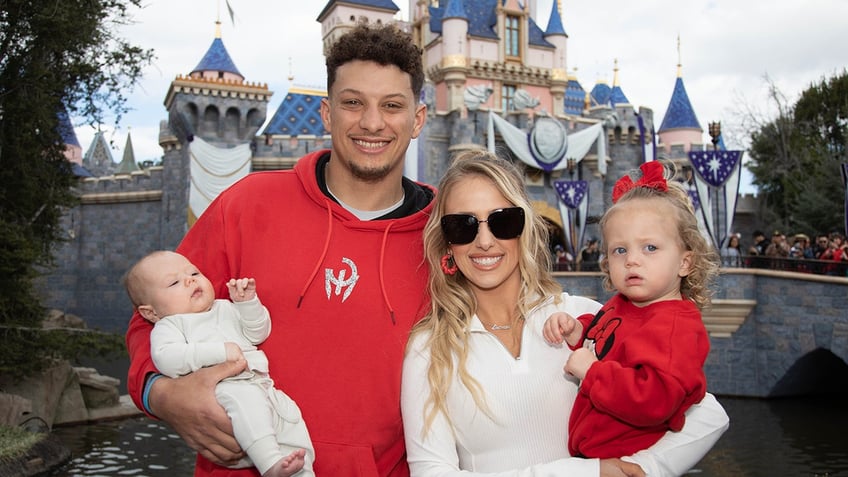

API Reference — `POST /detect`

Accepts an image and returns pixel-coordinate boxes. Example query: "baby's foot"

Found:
[261,449,306,477]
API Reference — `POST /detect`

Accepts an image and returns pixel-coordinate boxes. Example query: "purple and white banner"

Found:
[689,150,742,188]
[554,180,589,259]
[688,149,744,249]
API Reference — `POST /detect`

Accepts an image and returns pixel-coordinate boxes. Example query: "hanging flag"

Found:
[688,150,742,188]
[554,180,588,260]
[651,125,657,162]
[225,0,236,26]
[636,113,654,163]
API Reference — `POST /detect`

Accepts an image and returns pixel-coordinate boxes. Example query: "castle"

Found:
[46,0,751,331]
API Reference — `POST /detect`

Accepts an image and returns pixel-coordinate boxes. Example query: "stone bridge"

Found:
[555,269,848,398]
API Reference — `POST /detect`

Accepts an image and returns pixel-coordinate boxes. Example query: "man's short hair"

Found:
[326,23,424,99]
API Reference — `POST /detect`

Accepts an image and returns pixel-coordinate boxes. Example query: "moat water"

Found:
[48,395,848,476]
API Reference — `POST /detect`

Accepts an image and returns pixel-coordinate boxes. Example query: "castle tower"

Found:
[160,20,273,236]
[609,60,631,107]
[657,39,703,156]
[544,0,568,116]
[58,108,83,166]
[114,131,140,174]
[441,0,470,112]
[419,0,567,115]
[163,21,271,146]
[83,131,116,177]
[317,0,401,55]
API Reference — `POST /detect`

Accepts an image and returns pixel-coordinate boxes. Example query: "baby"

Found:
[124,250,314,477]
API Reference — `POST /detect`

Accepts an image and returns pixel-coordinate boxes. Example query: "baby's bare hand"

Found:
[227,278,256,302]
[565,347,596,380]
[224,342,246,367]
[543,312,580,345]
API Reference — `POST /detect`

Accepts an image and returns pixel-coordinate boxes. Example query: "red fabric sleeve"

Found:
[580,311,708,428]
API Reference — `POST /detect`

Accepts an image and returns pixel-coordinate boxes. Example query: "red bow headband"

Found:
[611,161,668,203]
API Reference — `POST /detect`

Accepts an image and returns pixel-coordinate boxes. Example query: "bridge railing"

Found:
[553,256,848,277]
[730,255,848,276]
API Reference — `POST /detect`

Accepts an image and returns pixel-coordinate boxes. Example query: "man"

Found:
[126,24,431,476]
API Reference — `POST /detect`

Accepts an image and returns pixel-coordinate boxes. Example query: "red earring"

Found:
[441,253,458,275]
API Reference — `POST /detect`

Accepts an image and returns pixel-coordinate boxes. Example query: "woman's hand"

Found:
[600,458,646,477]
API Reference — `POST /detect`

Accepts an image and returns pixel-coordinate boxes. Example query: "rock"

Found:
[0,393,33,427]
[0,361,141,428]
[0,361,82,428]
[42,309,86,329]
[75,367,120,409]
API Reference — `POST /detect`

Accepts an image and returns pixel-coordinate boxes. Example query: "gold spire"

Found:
[612,58,619,87]
[676,34,682,78]
[557,0,562,15]
[215,0,222,38]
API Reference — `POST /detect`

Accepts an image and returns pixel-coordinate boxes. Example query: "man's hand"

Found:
[227,278,256,303]
[600,458,646,477]
[148,360,247,466]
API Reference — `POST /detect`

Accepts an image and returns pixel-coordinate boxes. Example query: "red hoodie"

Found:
[126,150,435,477]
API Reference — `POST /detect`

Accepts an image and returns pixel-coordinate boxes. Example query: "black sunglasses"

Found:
[441,207,525,245]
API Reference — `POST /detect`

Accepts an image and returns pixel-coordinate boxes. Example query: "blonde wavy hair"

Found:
[409,150,562,436]
[599,161,720,309]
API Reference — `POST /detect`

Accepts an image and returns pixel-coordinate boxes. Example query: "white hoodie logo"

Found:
[325,257,359,303]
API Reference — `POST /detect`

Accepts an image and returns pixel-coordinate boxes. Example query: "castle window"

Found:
[502,84,516,112]
[504,15,521,58]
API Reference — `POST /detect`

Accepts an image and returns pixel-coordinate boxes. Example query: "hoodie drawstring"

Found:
[296,199,398,325]
[379,222,396,325]
[297,199,334,308]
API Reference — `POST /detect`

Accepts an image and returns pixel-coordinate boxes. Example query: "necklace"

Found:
[486,322,511,330]
[480,317,523,331]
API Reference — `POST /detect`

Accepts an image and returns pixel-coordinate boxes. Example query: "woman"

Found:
[721,234,743,267]
[401,151,729,476]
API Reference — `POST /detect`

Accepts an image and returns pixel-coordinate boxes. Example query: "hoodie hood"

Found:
[292,150,435,322]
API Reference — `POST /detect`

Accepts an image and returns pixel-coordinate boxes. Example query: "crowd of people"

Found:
[727,230,848,275]
[555,229,848,277]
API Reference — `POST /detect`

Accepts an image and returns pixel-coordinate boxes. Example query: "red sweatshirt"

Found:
[127,150,435,477]
[568,294,709,459]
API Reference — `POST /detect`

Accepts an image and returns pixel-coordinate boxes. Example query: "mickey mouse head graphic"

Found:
[583,308,622,360]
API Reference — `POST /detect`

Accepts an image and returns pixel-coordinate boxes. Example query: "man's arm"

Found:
[126,193,245,466]
[146,362,247,466]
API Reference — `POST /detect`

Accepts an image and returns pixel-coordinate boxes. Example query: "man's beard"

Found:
[349,161,395,183]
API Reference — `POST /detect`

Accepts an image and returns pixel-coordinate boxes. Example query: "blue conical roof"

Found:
[590,82,610,107]
[610,85,629,106]
[191,37,242,78]
[57,108,80,147]
[658,76,701,132]
[545,0,566,36]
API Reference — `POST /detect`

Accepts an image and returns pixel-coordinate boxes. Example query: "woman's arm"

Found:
[401,336,602,477]
[623,393,729,476]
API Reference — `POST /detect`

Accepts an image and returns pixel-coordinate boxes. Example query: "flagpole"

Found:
[709,122,723,247]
